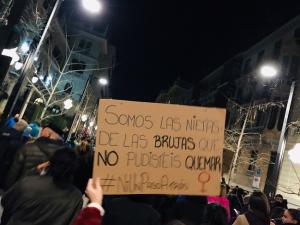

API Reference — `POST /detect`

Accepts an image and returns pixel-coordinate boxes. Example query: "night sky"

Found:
[71,1,300,102]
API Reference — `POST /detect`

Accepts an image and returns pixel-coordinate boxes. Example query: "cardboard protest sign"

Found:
[93,99,226,196]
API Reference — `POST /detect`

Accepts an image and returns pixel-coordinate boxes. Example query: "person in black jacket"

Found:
[4,123,64,190]
[282,209,300,225]
[201,203,228,225]
[103,196,161,225]
[73,139,94,193]
[0,119,28,189]
[164,196,207,225]
[1,148,83,225]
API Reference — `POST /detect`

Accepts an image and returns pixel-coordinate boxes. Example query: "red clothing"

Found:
[72,207,102,225]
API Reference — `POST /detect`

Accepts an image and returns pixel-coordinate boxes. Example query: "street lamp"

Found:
[81,114,88,122]
[1,47,20,65]
[64,98,73,110]
[258,62,295,196]
[14,62,23,71]
[99,77,108,86]
[5,0,103,119]
[288,144,300,164]
[20,42,30,54]
[31,76,39,84]
[82,0,103,14]
[260,64,278,78]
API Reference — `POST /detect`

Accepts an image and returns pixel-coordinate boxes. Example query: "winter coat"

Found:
[163,196,207,225]
[5,137,64,189]
[208,196,231,221]
[103,197,161,225]
[73,150,94,193]
[233,213,275,225]
[1,176,83,225]
[0,127,25,189]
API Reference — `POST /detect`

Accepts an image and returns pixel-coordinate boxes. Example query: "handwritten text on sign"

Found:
[93,100,226,195]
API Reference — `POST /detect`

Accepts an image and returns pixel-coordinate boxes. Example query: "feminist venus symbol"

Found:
[198,171,211,193]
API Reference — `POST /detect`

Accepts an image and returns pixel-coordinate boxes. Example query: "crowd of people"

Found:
[0,114,300,225]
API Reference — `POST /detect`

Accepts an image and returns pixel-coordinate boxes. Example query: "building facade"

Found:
[156,15,300,207]
[0,0,115,131]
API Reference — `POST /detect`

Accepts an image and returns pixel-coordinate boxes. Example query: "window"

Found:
[243,58,252,74]
[43,0,55,9]
[255,110,265,127]
[43,0,50,9]
[36,63,42,74]
[67,35,71,44]
[294,28,300,45]
[256,50,265,66]
[288,56,299,78]
[86,42,92,51]
[247,150,258,175]
[272,40,282,59]
[78,40,85,49]
[281,56,290,76]
[277,106,286,131]
[64,82,73,94]
[77,40,93,54]
[70,59,86,74]
[45,34,52,47]
[52,46,62,65]
[267,106,279,129]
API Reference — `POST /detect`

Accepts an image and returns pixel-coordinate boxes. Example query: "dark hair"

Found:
[271,207,284,219]
[249,191,270,218]
[165,220,195,225]
[203,203,227,225]
[44,122,64,136]
[165,220,187,225]
[275,194,283,199]
[287,209,300,224]
[49,148,78,184]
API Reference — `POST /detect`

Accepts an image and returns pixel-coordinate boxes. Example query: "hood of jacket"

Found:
[34,137,65,158]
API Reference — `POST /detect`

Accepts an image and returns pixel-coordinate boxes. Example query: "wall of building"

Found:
[179,15,300,196]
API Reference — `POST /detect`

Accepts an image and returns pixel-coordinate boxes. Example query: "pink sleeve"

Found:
[208,196,231,221]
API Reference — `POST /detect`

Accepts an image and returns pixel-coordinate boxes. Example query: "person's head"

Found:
[79,139,91,152]
[243,194,251,206]
[23,123,41,139]
[48,148,78,184]
[275,194,284,203]
[70,133,76,141]
[249,191,270,218]
[282,209,300,224]
[165,220,188,225]
[203,203,227,225]
[220,183,228,197]
[221,177,226,184]
[13,119,28,132]
[271,207,284,219]
[40,127,61,140]
[40,122,63,141]
[185,195,208,205]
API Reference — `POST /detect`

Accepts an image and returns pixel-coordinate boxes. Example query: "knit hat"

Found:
[13,119,28,132]
[45,122,64,136]
[23,123,41,138]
